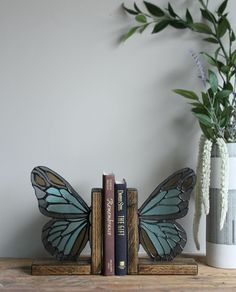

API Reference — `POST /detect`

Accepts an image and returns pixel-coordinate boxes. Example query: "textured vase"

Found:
[206,143,236,268]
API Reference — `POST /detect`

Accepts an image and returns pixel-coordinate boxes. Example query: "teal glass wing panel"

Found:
[139,168,196,261]
[31,166,90,260]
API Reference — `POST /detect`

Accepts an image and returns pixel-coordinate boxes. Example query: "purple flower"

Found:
[189,49,207,87]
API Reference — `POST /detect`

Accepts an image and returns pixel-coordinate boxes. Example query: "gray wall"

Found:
[0,0,234,257]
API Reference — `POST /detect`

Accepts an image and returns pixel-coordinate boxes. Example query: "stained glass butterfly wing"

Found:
[139,168,196,261]
[42,218,90,260]
[31,166,90,260]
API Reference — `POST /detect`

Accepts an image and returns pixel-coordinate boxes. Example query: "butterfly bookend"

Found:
[31,166,198,276]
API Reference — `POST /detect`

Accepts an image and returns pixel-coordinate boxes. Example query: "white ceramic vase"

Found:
[206,143,236,268]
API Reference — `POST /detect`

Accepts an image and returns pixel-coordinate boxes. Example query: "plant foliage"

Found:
[123,0,236,142]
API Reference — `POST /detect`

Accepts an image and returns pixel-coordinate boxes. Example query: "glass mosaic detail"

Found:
[31,166,90,261]
[139,168,196,261]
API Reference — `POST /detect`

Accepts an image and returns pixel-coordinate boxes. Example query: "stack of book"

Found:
[102,173,128,276]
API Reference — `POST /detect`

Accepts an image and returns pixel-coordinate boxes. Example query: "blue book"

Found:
[115,179,127,275]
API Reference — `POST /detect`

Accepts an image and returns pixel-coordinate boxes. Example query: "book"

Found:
[115,179,127,275]
[102,173,115,276]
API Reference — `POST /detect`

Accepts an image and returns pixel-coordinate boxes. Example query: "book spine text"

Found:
[115,181,127,275]
[103,174,115,276]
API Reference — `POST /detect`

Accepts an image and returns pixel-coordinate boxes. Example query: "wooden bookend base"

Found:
[31,256,197,276]
[138,257,198,275]
[31,257,91,275]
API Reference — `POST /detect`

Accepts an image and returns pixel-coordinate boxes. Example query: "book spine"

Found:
[115,180,127,275]
[103,174,115,276]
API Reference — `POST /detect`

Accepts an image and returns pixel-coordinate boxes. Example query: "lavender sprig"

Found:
[189,49,207,88]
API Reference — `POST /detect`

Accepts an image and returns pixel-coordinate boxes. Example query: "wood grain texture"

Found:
[127,188,139,275]
[1,256,236,291]
[91,188,102,275]
[138,257,198,275]
[31,257,91,275]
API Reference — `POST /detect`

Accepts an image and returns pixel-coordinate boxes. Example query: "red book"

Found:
[103,173,115,276]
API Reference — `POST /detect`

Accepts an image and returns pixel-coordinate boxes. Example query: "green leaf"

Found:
[203,37,218,44]
[134,3,141,13]
[218,0,228,15]
[213,97,220,116]
[135,14,147,23]
[168,3,177,18]
[191,102,203,107]
[123,27,139,41]
[224,83,233,91]
[216,61,225,70]
[174,89,199,100]
[143,1,165,17]
[199,123,215,140]
[230,31,236,42]
[216,90,232,99]
[215,47,221,60]
[186,9,193,23]
[139,24,149,33]
[231,49,236,58]
[208,70,218,93]
[191,103,209,115]
[231,50,236,64]
[201,52,217,66]
[192,107,208,115]
[191,22,212,34]
[220,115,228,127]
[225,18,231,30]
[221,65,230,74]
[217,17,229,38]
[152,20,169,33]
[220,106,232,127]
[200,9,216,23]
[169,20,187,29]
[208,88,214,99]
[194,113,212,127]
[123,4,138,15]
[201,92,210,106]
